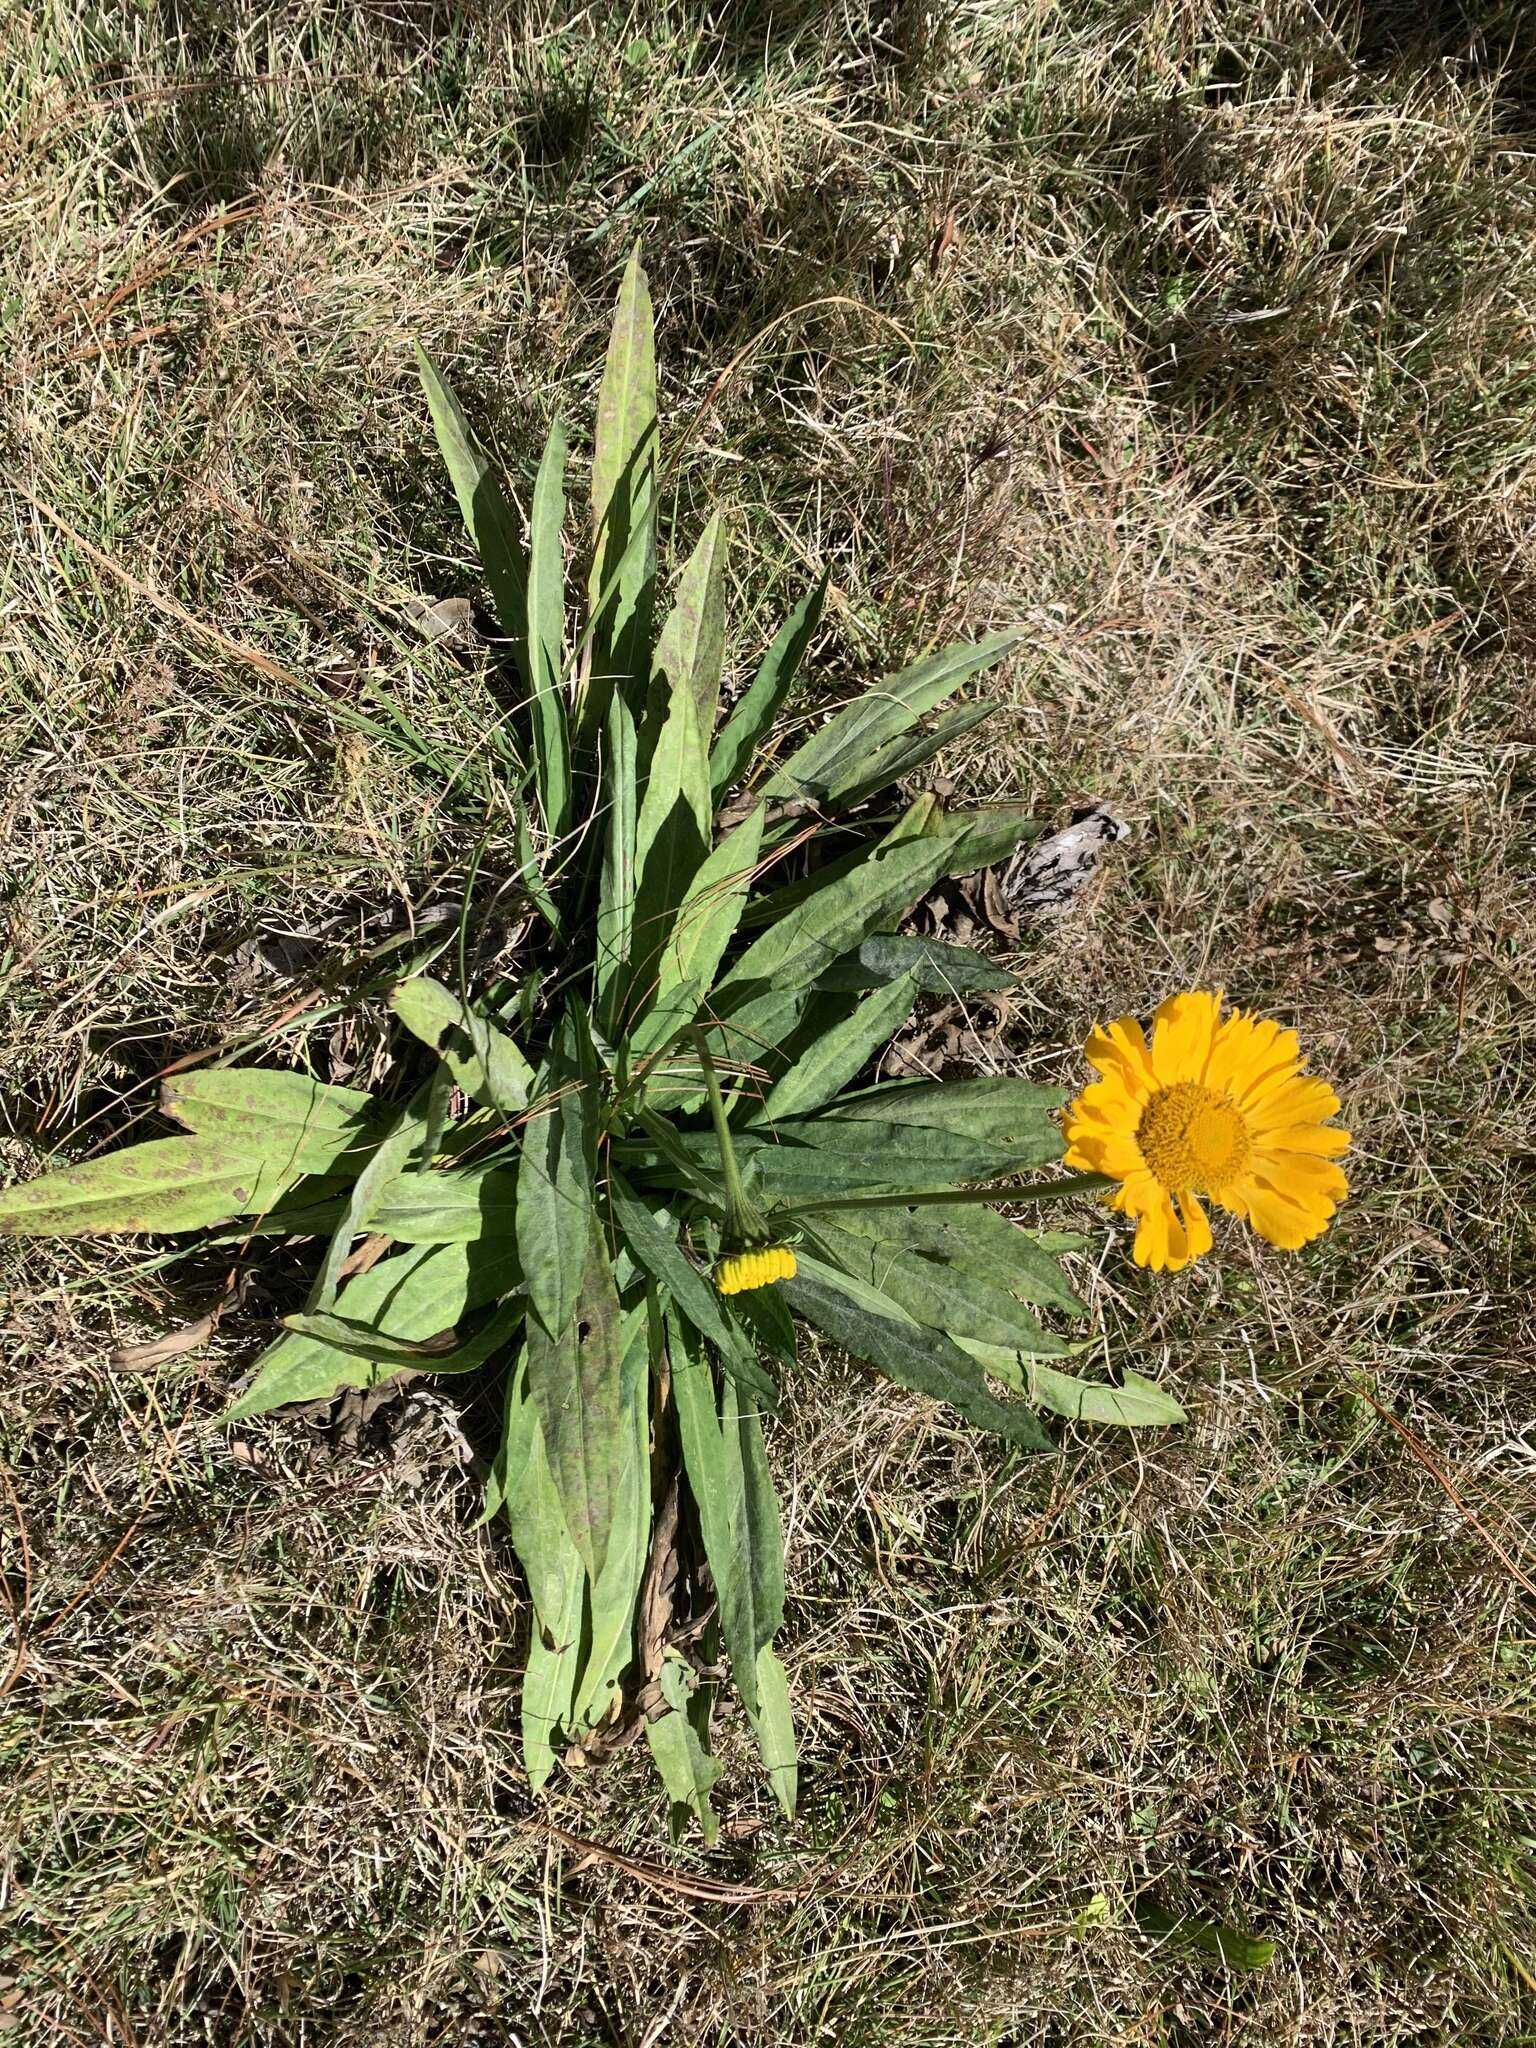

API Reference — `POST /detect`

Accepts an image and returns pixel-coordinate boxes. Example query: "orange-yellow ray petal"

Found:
[1149,990,1222,1086]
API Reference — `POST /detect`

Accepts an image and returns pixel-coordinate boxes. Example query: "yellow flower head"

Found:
[715,1245,798,1296]
[1064,991,1349,1273]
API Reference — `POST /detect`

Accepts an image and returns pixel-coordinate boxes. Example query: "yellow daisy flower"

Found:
[715,1245,798,1295]
[1064,991,1349,1273]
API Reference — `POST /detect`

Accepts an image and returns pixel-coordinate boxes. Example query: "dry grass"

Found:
[3,1,1536,2042]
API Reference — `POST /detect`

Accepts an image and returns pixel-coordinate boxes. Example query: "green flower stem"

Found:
[689,1027,761,1236]
[786,1171,1113,1217]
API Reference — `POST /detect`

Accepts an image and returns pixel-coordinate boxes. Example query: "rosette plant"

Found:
[0,256,1184,1838]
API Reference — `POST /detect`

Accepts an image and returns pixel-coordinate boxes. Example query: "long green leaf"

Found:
[626,673,711,1020]
[499,1348,587,1794]
[594,689,639,1034]
[0,1138,318,1238]
[527,417,573,841]
[645,1657,721,1845]
[363,1165,518,1244]
[225,1240,503,1419]
[710,568,828,800]
[279,1299,522,1373]
[585,247,657,736]
[524,1210,625,1578]
[829,1198,1084,1317]
[570,1309,653,1728]
[303,1079,437,1315]
[958,1345,1186,1427]
[760,629,1023,805]
[629,802,765,1059]
[710,831,985,1020]
[161,1069,378,1172]
[414,344,529,666]
[651,509,729,739]
[669,1315,784,1717]
[821,1075,1066,1154]
[761,970,919,1121]
[807,1215,1074,1357]
[390,977,534,1116]
[826,699,996,812]
[610,1180,776,1408]
[748,1645,798,1820]
[517,1032,597,1342]
[812,934,1015,996]
[783,1255,1054,1450]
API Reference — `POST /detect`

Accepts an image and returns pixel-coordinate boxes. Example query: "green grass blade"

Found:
[414,343,529,669]
[527,417,573,840]
[710,568,828,800]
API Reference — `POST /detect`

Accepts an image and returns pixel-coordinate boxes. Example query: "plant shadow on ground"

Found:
[3,0,1536,2042]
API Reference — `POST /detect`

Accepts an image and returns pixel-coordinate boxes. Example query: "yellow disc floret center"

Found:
[1136,1081,1250,1194]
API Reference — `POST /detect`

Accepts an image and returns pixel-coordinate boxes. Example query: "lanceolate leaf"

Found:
[499,1348,588,1794]
[280,1299,523,1373]
[629,803,765,1059]
[830,1198,1084,1317]
[390,977,534,1116]
[586,248,657,735]
[608,1176,776,1404]
[807,1214,1074,1357]
[527,417,573,842]
[594,689,640,1034]
[161,1069,378,1174]
[761,970,920,1122]
[525,1211,625,1578]
[748,1645,798,1820]
[304,1079,434,1315]
[821,1075,1066,1158]
[724,1120,1040,1199]
[365,1165,519,1244]
[783,1255,1054,1450]
[958,1344,1187,1427]
[517,1033,598,1343]
[828,699,996,812]
[0,1139,317,1239]
[414,344,529,668]
[570,1310,653,1728]
[646,1658,722,1846]
[225,1240,503,1420]
[651,509,729,739]
[710,568,828,800]
[812,934,1016,996]
[761,629,1023,806]
[627,675,711,1017]
[710,830,994,1025]
[670,1314,785,1717]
